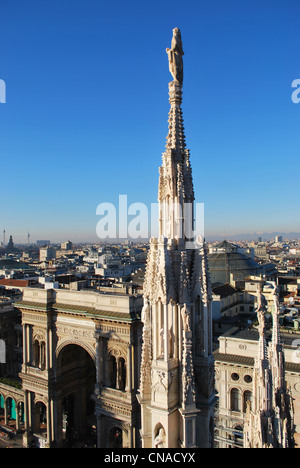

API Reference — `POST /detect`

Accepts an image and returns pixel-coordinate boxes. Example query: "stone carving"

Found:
[141,300,150,324]
[244,281,295,448]
[159,328,164,357]
[166,27,184,84]
[154,427,166,448]
[181,304,191,332]
[152,368,177,393]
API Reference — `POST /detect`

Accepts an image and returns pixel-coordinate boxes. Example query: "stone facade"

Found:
[16,287,142,448]
[215,285,300,448]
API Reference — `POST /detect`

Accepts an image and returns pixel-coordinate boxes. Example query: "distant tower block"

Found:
[139,28,215,449]
[6,235,15,253]
[3,229,5,247]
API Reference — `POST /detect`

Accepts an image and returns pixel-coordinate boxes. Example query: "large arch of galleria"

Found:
[15,287,143,448]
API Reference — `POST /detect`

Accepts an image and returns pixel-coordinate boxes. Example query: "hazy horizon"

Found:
[1,1,299,243]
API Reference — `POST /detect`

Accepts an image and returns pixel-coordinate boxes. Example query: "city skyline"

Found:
[1,0,300,243]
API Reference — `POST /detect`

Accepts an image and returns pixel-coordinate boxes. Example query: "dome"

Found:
[208,241,260,285]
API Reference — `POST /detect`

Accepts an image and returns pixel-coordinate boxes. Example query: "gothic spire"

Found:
[244,282,295,448]
[158,28,194,241]
[139,28,215,449]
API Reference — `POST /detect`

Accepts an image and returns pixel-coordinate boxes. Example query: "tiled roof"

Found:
[15,300,138,322]
[214,352,254,367]
[214,352,300,373]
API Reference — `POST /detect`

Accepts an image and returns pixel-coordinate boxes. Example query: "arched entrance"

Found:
[34,401,47,435]
[57,344,96,448]
[0,394,4,423]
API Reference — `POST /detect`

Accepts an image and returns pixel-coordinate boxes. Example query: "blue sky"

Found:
[0,0,299,243]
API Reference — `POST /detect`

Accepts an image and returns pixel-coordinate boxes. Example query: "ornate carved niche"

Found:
[107,342,128,391]
[32,328,46,343]
[107,340,127,360]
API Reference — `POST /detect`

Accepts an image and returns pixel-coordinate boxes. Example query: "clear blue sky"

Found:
[0,0,299,243]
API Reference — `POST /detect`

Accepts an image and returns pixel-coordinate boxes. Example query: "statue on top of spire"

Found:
[166,27,184,85]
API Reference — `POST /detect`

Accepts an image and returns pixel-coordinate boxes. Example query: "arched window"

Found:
[33,340,46,370]
[109,355,117,389]
[230,388,241,412]
[118,357,126,392]
[6,397,16,421]
[40,341,46,370]
[33,340,40,368]
[35,401,47,434]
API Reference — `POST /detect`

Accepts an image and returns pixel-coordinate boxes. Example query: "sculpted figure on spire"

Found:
[166,27,184,84]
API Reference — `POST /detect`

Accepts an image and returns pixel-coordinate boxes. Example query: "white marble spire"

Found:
[244,282,295,448]
[139,28,215,449]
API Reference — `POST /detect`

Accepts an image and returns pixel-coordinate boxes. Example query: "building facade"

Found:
[215,286,299,448]
[15,287,143,448]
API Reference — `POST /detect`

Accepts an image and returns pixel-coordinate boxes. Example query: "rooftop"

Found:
[14,287,143,323]
[221,326,300,349]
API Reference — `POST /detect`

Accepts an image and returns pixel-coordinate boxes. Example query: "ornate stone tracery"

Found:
[243,283,295,448]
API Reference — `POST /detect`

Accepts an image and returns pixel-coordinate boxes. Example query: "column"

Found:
[179,306,183,364]
[50,398,55,446]
[153,303,158,360]
[47,324,52,371]
[16,404,20,431]
[126,344,132,392]
[164,304,169,362]
[128,423,133,448]
[173,303,178,359]
[115,357,120,390]
[96,414,105,448]
[4,398,8,425]
[46,400,51,447]
[95,336,101,395]
[203,304,208,358]
[23,390,32,447]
